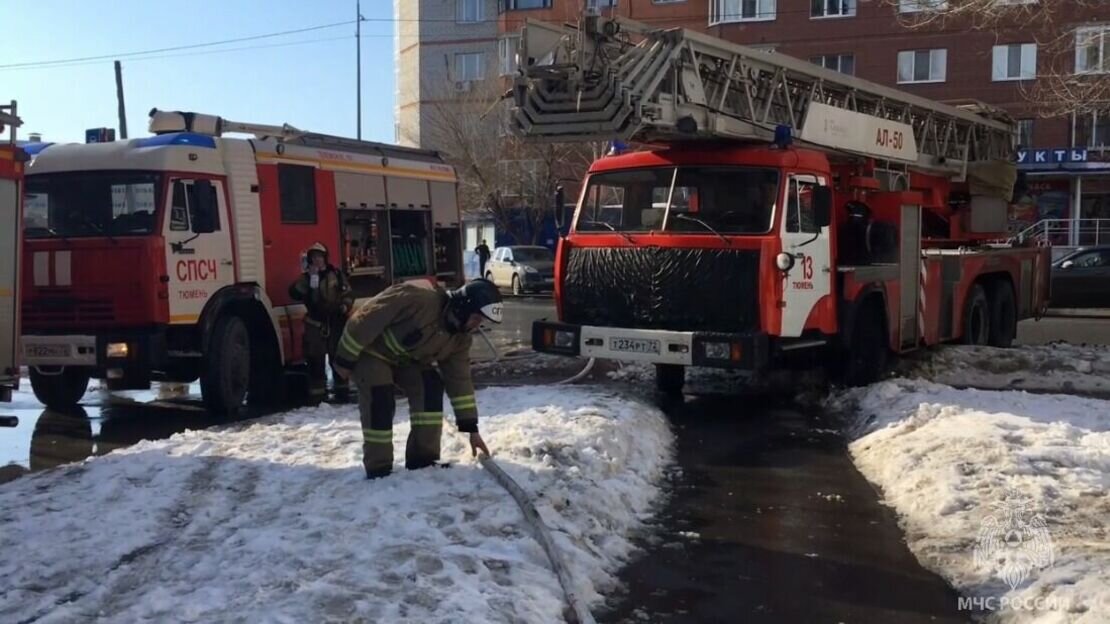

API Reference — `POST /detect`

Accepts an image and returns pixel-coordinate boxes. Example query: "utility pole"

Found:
[356,0,362,140]
[114,60,128,139]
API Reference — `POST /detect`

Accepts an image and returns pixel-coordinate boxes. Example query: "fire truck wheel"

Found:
[201,315,251,417]
[987,282,1017,348]
[962,284,991,346]
[843,302,889,387]
[29,367,91,410]
[655,364,685,396]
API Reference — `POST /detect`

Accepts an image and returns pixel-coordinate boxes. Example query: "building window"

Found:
[278,164,317,224]
[710,0,777,25]
[1075,112,1110,149]
[500,0,552,10]
[652,0,686,3]
[899,0,947,12]
[897,49,947,84]
[454,52,484,82]
[992,43,1037,81]
[1016,119,1034,148]
[811,0,855,18]
[499,36,520,76]
[811,54,855,75]
[1076,26,1110,74]
[457,0,483,23]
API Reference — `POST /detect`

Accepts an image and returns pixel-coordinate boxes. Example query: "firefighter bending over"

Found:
[333,280,501,479]
[289,242,353,401]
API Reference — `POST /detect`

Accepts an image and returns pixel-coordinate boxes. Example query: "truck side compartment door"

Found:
[0,175,19,398]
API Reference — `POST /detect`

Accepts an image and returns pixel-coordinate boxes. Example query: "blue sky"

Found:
[4,0,396,143]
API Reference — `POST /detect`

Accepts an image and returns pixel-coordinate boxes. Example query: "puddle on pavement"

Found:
[0,381,247,485]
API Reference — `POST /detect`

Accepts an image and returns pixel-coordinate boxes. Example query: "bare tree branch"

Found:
[424,77,597,245]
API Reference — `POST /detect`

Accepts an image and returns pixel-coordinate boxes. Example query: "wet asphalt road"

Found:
[600,394,967,623]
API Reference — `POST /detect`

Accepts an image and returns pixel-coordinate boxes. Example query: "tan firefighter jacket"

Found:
[335,281,479,432]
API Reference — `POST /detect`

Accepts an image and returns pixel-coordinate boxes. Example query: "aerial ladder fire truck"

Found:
[1,101,24,419]
[517,14,1050,393]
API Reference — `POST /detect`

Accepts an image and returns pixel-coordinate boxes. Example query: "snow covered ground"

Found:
[833,380,1109,622]
[0,387,673,623]
[903,344,1110,397]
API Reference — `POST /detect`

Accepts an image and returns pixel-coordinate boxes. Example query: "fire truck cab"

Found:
[20,110,463,413]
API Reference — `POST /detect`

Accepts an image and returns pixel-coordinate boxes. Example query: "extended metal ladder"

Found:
[511,16,1014,176]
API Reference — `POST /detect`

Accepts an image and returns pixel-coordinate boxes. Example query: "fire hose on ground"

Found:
[478,454,598,624]
[474,327,599,622]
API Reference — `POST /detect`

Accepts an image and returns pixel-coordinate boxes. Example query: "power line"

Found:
[0,35,354,72]
[0,19,357,69]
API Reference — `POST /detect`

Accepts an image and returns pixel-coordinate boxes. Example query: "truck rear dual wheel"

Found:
[961,282,1017,348]
[29,367,91,410]
[987,283,1017,348]
[962,285,991,346]
[655,364,685,396]
[843,303,889,387]
[201,315,251,417]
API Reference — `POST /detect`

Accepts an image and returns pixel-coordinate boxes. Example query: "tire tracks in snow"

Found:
[56,456,260,622]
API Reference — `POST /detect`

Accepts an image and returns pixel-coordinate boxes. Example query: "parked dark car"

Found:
[1050,245,1110,308]
[485,245,555,295]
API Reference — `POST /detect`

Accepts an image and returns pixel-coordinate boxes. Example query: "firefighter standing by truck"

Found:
[333,280,500,479]
[289,243,353,401]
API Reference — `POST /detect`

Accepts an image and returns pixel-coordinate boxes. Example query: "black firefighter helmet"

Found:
[446,279,503,332]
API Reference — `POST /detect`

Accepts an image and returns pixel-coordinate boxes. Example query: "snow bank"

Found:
[834,380,1109,622]
[904,344,1110,397]
[0,387,673,623]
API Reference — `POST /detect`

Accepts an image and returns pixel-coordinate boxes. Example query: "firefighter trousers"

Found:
[353,355,445,479]
[304,319,349,399]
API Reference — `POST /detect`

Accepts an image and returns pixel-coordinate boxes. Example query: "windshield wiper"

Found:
[673,214,732,246]
[28,226,70,244]
[580,219,636,244]
[72,214,118,245]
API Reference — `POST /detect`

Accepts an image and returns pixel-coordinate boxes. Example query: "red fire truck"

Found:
[1,101,24,411]
[515,16,1050,393]
[20,111,464,413]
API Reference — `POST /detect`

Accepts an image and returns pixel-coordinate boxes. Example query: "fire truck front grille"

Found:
[23,297,116,326]
[562,247,760,333]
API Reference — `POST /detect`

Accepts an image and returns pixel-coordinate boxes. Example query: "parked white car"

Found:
[485,245,555,295]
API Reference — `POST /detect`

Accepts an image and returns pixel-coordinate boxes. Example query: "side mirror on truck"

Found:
[554,185,566,230]
[191,180,219,234]
[813,186,832,229]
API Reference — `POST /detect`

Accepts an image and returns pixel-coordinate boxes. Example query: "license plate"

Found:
[25,343,71,359]
[610,337,660,354]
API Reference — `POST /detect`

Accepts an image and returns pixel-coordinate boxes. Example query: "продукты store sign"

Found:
[1013,148,1110,172]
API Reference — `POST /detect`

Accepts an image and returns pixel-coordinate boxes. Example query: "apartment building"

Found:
[401,1,1110,238]
[394,0,499,148]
